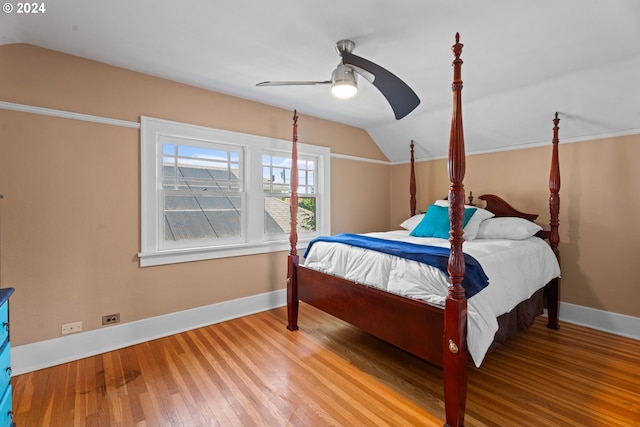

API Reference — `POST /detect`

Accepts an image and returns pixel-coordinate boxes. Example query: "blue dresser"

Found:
[0,288,14,427]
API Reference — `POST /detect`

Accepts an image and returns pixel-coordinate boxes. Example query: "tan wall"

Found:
[331,158,390,234]
[391,135,640,318]
[0,44,390,346]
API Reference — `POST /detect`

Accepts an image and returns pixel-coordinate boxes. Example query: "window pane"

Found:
[163,143,241,192]
[164,194,242,242]
[272,167,286,185]
[262,153,315,195]
[162,144,176,155]
[307,170,315,190]
[262,166,271,192]
[161,141,243,246]
[264,196,316,235]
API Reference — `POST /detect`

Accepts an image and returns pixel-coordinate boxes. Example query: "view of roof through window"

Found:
[161,143,315,243]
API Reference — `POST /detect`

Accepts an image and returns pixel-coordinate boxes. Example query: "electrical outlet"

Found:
[61,321,82,335]
[102,313,120,325]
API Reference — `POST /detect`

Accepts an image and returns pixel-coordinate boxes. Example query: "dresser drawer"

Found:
[0,384,12,427]
[0,342,9,391]
[0,302,7,345]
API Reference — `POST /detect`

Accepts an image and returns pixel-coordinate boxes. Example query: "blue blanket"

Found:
[304,233,489,298]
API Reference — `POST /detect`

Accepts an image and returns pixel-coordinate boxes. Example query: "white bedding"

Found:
[302,229,561,367]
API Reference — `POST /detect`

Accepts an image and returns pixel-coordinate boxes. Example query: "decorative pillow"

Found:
[433,199,494,240]
[399,214,425,231]
[410,204,476,239]
[476,217,542,240]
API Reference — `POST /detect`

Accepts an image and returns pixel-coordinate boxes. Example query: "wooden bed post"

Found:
[287,110,300,331]
[410,140,417,217]
[443,33,468,427]
[546,112,561,330]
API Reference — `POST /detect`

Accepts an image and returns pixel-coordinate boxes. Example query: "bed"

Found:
[286,33,561,427]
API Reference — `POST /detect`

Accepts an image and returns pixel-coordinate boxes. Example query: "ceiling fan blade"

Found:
[342,51,420,120]
[256,80,331,86]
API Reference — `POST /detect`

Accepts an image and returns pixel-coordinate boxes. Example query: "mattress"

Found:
[302,229,561,366]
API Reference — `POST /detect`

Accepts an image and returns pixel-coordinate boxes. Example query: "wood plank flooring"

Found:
[12,303,640,426]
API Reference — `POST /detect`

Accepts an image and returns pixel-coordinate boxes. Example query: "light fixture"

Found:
[331,63,357,99]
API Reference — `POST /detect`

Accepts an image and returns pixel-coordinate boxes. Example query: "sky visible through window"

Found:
[162,144,314,193]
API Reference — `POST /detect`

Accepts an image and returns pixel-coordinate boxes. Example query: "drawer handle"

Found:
[2,322,7,332]
[5,367,11,376]
[7,410,12,420]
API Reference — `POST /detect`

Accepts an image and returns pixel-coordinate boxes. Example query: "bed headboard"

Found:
[478,194,538,221]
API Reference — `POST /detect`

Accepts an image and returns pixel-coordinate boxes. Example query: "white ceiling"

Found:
[2,0,639,162]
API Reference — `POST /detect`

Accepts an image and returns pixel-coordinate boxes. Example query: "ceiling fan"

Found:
[256,40,421,120]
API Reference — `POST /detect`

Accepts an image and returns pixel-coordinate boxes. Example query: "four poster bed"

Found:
[286,34,561,427]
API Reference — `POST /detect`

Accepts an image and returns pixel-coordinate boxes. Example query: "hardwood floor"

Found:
[12,304,640,426]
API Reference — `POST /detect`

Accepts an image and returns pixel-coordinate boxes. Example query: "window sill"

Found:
[138,239,313,267]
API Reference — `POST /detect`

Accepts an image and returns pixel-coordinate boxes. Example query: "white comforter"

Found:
[302,230,561,367]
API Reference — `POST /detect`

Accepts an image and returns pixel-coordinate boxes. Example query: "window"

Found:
[161,139,244,249]
[262,152,317,238]
[139,117,330,266]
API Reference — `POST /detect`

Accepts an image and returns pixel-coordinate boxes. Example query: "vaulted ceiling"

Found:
[2,0,639,162]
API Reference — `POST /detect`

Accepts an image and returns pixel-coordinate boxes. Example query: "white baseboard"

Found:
[11,289,286,375]
[11,295,638,375]
[559,302,640,340]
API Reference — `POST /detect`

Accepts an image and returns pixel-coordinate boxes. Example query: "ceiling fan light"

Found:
[331,64,357,99]
[332,81,357,99]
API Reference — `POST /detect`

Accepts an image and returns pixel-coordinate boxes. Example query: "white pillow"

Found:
[434,199,476,209]
[476,217,542,240]
[463,208,495,240]
[399,214,424,231]
[433,199,494,240]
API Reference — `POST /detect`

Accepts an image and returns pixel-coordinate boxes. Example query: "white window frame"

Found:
[139,116,330,267]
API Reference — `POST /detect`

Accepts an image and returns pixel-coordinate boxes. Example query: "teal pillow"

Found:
[410,204,477,239]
